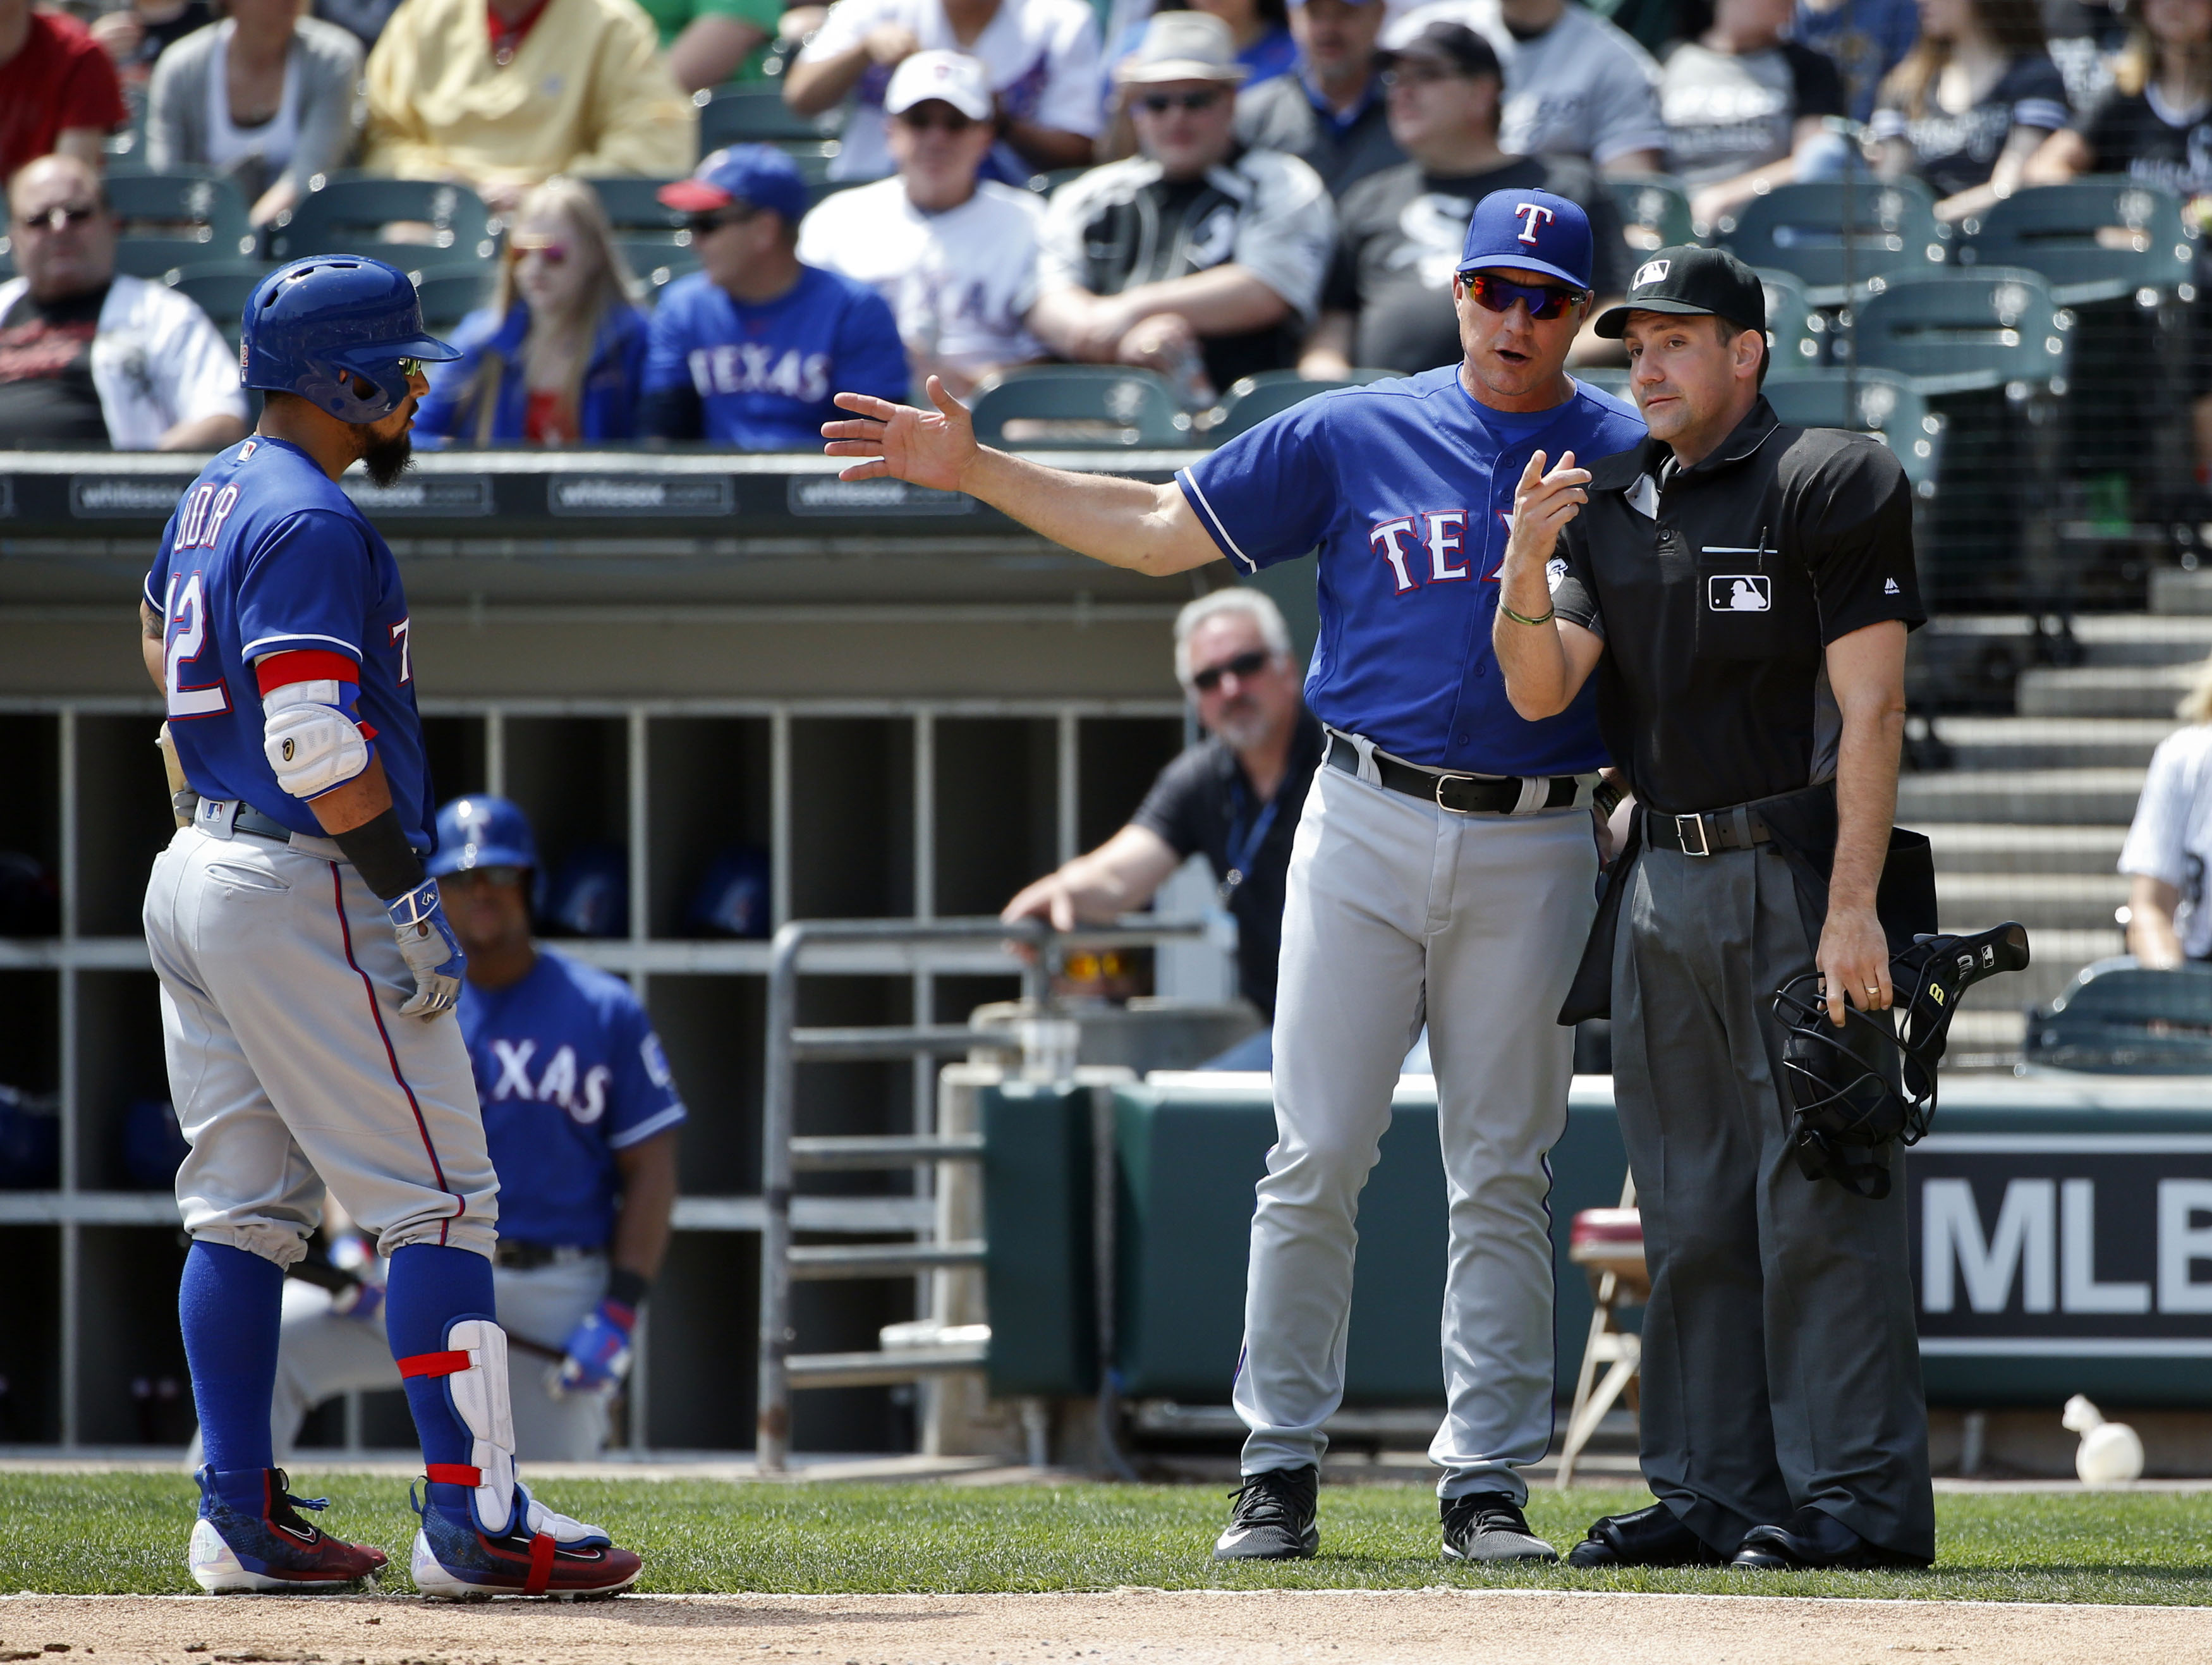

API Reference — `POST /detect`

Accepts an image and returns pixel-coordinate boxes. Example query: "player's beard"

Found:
[360,427,414,489]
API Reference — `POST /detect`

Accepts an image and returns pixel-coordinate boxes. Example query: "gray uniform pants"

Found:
[145,815,498,1266]
[1236,747,1598,1502]
[1612,842,1933,1561]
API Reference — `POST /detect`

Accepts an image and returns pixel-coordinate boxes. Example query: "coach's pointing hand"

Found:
[824,375,978,494]
[1504,449,1591,569]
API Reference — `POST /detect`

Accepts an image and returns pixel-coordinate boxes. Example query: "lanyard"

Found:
[1218,779,1282,905]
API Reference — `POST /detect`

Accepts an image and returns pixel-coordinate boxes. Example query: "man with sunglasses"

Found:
[241,794,686,1466]
[798,50,1048,396]
[1031,11,1334,403]
[825,188,1641,1564]
[642,145,909,449]
[1,155,248,451]
[1302,21,1627,378]
[1002,589,1322,1032]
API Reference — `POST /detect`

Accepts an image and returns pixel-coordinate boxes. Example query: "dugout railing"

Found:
[755,913,1212,1474]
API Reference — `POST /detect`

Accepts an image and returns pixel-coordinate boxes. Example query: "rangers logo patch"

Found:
[1633,259,1671,290]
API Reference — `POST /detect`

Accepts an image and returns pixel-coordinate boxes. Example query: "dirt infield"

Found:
[3,1588,2205,1664]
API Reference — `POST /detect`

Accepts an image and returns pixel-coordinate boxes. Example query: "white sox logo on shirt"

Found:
[1512,202,1555,245]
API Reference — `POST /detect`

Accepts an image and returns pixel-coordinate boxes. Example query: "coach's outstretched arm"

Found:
[823,378,1224,578]
[1492,449,1606,719]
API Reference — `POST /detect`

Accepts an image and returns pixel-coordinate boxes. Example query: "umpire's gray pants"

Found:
[1235,753,1598,1502]
[1613,843,1934,1561]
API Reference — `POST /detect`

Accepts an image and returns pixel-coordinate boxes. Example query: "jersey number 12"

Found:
[164,572,231,718]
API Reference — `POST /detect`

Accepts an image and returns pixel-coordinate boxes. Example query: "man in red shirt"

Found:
[0,0,129,180]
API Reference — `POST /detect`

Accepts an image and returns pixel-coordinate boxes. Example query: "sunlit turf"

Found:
[4,1472,2209,1603]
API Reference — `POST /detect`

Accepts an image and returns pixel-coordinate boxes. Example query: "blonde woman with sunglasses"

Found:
[414,178,651,446]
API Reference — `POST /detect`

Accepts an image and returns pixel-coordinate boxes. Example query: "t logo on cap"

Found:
[1513,202,1555,245]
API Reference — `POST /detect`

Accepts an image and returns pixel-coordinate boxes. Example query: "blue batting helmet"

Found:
[428,795,538,879]
[240,256,461,422]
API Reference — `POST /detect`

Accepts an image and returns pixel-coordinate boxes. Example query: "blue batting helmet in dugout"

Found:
[428,795,540,879]
[240,256,461,423]
[1455,188,1595,292]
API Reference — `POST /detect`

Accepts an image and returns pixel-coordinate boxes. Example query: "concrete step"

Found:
[1923,823,2128,874]
[1926,716,2178,770]
[2153,567,2212,614]
[1935,872,2127,932]
[1898,768,2144,824]
[2015,663,2197,717]
[2067,614,2212,667]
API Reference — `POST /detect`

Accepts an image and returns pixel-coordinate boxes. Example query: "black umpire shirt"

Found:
[1550,398,1925,817]
[1130,707,1325,1020]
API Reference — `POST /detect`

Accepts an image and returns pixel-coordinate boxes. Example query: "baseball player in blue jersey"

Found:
[235,795,686,1463]
[825,189,1644,1563]
[138,256,641,1599]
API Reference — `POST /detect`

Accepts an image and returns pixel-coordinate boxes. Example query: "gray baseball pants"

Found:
[183,1257,614,1463]
[1234,738,1598,1503]
[144,812,499,1267]
[1612,841,1935,1561]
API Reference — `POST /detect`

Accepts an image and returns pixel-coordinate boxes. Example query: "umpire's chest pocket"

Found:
[1693,552,1797,659]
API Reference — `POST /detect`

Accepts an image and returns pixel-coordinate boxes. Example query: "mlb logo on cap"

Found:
[1455,188,1595,292]
[1632,258,1671,291]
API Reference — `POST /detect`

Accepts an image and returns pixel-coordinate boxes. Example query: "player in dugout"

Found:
[1000,588,1322,1066]
[218,795,686,1463]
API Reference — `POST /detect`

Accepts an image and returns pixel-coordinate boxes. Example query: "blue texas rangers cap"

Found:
[1455,188,1595,292]
[658,143,810,226]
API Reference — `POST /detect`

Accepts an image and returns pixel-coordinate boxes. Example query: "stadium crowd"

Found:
[0,0,2200,454]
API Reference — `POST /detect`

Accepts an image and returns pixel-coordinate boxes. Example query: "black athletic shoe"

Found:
[1565,1502,1725,1568]
[1730,1507,1929,1571]
[1440,1492,1557,1564]
[1212,1465,1320,1561]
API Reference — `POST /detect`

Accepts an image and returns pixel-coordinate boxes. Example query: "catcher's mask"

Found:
[1770,921,2031,1200]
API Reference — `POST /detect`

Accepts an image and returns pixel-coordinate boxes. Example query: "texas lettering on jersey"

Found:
[685,343,832,403]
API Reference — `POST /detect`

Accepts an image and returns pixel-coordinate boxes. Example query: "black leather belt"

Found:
[204,799,297,843]
[495,1240,595,1271]
[1644,802,1774,857]
[1327,735,1581,815]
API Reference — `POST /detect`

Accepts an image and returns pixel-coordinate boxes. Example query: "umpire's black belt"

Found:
[1327,735,1584,815]
[1643,802,1775,857]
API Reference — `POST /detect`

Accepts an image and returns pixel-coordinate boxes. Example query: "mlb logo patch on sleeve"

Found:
[1708,575,1772,612]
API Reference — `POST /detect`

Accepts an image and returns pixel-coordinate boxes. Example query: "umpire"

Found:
[1493,248,1935,1571]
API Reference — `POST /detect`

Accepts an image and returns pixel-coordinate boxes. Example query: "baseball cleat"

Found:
[1440,1492,1557,1564]
[1212,1465,1320,1561]
[188,1465,387,1594]
[1565,1501,1725,1568]
[409,1480,641,1599]
[1729,1506,1929,1571]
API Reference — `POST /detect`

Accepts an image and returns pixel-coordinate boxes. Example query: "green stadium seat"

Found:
[267,176,494,264]
[1209,369,1389,440]
[1955,177,2197,305]
[584,178,687,238]
[115,236,245,279]
[695,85,843,147]
[1608,174,1694,252]
[1849,266,2070,394]
[1755,265,1825,370]
[414,269,495,332]
[969,366,1194,449]
[107,171,256,260]
[1717,180,1947,304]
[164,260,270,350]
[1762,369,1941,492]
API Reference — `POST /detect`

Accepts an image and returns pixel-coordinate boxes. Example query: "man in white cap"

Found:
[1031,9,1335,405]
[783,0,1102,183]
[798,49,1048,395]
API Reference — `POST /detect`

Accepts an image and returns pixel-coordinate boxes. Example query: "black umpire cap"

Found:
[1594,245,1766,339]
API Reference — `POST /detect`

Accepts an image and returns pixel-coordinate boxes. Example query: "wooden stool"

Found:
[1556,1176,1648,1488]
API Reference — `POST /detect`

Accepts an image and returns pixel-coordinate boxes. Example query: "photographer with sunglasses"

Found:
[823,186,1641,1566]
[1031,10,1335,404]
[798,51,1050,397]
[1001,588,1321,1030]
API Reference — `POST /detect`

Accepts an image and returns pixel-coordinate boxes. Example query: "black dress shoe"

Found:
[1730,1507,1930,1571]
[1565,1502,1725,1568]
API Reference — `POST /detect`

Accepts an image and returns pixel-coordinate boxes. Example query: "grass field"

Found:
[4,1473,2211,1606]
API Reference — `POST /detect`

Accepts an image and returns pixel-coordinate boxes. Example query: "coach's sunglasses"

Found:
[1460,272,1589,321]
[1190,648,1271,692]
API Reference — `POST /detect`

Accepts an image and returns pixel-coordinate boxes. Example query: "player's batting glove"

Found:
[550,1298,636,1400]
[388,879,465,1018]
